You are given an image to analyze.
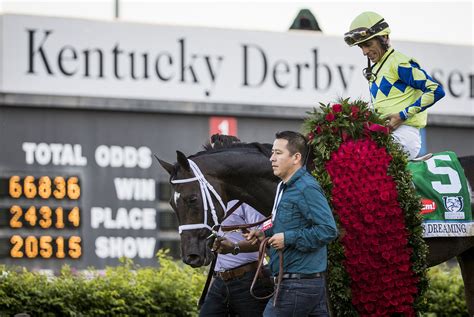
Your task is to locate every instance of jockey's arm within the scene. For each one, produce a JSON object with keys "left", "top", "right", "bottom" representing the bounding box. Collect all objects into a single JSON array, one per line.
[
  {"left": 383, "top": 60, "right": 445, "bottom": 133},
  {"left": 395, "top": 61, "right": 445, "bottom": 123}
]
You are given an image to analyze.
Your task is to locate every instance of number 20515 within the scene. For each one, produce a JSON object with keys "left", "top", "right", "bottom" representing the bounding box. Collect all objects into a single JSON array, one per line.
[{"left": 10, "top": 235, "right": 82, "bottom": 259}]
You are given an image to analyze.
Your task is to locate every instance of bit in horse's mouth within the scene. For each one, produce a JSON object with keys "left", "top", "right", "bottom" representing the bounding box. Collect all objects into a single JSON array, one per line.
[
  {"left": 204, "top": 241, "right": 215, "bottom": 266},
  {"left": 204, "top": 254, "right": 214, "bottom": 266}
]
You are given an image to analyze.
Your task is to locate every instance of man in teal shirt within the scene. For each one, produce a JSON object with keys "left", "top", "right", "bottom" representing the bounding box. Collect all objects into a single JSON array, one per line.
[{"left": 246, "top": 131, "right": 338, "bottom": 316}]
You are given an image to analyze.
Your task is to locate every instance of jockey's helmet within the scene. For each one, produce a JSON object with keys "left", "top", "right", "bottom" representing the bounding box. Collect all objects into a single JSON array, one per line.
[{"left": 344, "top": 11, "right": 391, "bottom": 46}]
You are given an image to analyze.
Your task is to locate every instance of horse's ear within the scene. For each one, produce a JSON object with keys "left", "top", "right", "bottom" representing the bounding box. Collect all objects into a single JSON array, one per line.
[
  {"left": 154, "top": 155, "right": 174, "bottom": 175},
  {"left": 176, "top": 151, "right": 191, "bottom": 172}
]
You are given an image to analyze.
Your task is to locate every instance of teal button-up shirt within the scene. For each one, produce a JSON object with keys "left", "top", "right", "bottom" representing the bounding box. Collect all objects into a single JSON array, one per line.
[{"left": 265, "top": 167, "right": 338, "bottom": 274}]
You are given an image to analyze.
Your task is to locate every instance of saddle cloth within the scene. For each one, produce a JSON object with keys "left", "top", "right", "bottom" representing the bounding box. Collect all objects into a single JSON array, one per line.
[{"left": 408, "top": 151, "right": 473, "bottom": 238}]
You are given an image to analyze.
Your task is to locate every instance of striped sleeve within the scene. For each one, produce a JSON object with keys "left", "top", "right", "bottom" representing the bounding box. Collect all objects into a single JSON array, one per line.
[{"left": 397, "top": 61, "right": 445, "bottom": 120}]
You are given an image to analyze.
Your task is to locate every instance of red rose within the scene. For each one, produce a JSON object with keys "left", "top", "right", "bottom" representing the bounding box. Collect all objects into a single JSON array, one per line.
[
  {"left": 361, "top": 272, "right": 370, "bottom": 281},
  {"left": 359, "top": 196, "right": 370, "bottom": 205},
  {"left": 364, "top": 303, "right": 375, "bottom": 312},
  {"left": 369, "top": 285, "right": 380, "bottom": 302},
  {"left": 380, "top": 191, "right": 391, "bottom": 201},
  {"left": 325, "top": 112, "right": 336, "bottom": 122},
  {"left": 382, "top": 275, "right": 393, "bottom": 283},
  {"left": 353, "top": 222, "right": 364, "bottom": 231},
  {"left": 360, "top": 293, "right": 369, "bottom": 303},
  {"left": 350, "top": 106, "right": 359, "bottom": 118},
  {"left": 367, "top": 123, "right": 390, "bottom": 134},
  {"left": 307, "top": 132, "right": 315, "bottom": 141},
  {"left": 383, "top": 290, "right": 394, "bottom": 299},
  {"left": 370, "top": 259, "right": 382, "bottom": 269},
  {"left": 351, "top": 273, "right": 362, "bottom": 282},
  {"left": 366, "top": 204, "right": 376, "bottom": 212},
  {"left": 376, "top": 306, "right": 388, "bottom": 315},
  {"left": 401, "top": 253, "right": 410, "bottom": 262},
  {"left": 341, "top": 131, "right": 349, "bottom": 141},
  {"left": 408, "top": 285, "right": 418, "bottom": 294},
  {"left": 315, "top": 126, "right": 323, "bottom": 134},
  {"left": 364, "top": 214, "right": 374, "bottom": 223},
  {"left": 390, "top": 298, "right": 401, "bottom": 306},
  {"left": 332, "top": 103, "right": 343, "bottom": 113},
  {"left": 399, "top": 264, "right": 410, "bottom": 272}
]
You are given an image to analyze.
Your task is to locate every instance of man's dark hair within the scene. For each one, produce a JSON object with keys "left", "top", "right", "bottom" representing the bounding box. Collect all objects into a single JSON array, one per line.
[
  {"left": 275, "top": 131, "right": 308, "bottom": 161},
  {"left": 210, "top": 134, "right": 241, "bottom": 149},
  {"left": 375, "top": 35, "right": 390, "bottom": 51}
]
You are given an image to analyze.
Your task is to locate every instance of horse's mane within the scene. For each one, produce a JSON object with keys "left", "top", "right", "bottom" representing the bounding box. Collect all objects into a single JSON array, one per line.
[
  {"left": 190, "top": 141, "right": 315, "bottom": 172},
  {"left": 190, "top": 142, "right": 273, "bottom": 158},
  {"left": 168, "top": 142, "right": 272, "bottom": 180}
]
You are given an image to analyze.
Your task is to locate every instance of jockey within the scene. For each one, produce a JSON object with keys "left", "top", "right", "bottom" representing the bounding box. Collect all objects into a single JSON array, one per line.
[{"left": 344, "top": 11, "right": 445, "bottom": 160}]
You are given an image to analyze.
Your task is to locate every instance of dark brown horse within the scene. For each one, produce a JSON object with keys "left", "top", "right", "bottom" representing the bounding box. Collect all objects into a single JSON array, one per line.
[{"left": 157, "top": 144, "right": 474, "bottom": 314}]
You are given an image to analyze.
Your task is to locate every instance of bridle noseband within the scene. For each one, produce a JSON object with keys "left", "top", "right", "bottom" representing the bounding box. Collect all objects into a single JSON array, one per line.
[{"left": 171, "top": 159, "right": 226, "bottom": 234}]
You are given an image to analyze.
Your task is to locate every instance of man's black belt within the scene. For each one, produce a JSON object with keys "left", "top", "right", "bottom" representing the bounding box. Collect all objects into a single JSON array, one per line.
[{"left": 279, "top": 272, "right": 322, "bottom": 279}]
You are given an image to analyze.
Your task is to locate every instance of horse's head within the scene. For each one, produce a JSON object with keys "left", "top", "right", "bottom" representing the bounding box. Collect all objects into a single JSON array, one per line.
[
  {"left": 157, "top": 150, "right": 227, "bottom": 267},
  {"left": 157, "top": 143, "right": 278, "bottom": 267}
]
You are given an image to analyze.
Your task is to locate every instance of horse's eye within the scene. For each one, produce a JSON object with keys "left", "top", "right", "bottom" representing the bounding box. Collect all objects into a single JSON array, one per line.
[{"left": 187, "top": 195, "right": 198, "bottom": 204}]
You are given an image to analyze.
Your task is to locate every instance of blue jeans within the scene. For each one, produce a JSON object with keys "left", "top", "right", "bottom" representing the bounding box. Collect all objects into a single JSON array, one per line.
[
  {"left": 263, "top": 277, "right": 329, "bottom": 317},
  {"left": 199, "top": 270, "right": 273, "bottom": 317}
]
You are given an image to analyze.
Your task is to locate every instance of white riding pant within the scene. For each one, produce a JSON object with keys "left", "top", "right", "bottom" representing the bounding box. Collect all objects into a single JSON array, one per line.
[{"left": 391, "top": 125, "right": 421, "bottom": 160}]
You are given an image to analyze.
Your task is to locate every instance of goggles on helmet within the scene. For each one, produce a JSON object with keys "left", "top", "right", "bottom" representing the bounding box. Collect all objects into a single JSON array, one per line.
[{"left": 344, "top": 19, "right": 389, "bottom": 46}]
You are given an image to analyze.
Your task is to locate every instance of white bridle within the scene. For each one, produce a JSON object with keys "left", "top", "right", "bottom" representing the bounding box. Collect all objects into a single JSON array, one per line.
[{"left": 171, "top": 159, "right": 226, "bottom": 234}]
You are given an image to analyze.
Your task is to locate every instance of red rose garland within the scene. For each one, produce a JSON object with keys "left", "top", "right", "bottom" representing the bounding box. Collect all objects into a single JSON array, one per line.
[
  {"left": 326, "top": 139, "right": 418, "bottom": 316},
  {"left": 303, "top": 99, "right": 428, "bottom": 316}
]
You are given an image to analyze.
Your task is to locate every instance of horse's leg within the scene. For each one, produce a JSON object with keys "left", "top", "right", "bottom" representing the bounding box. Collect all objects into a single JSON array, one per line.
[{"left": 457, "top": 247, "right": 474, "bottom": 315}]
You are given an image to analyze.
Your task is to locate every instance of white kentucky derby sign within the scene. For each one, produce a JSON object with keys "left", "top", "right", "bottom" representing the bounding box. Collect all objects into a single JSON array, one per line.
[{"left": 0, "top": 14, "right": 472, "bottom": 116}]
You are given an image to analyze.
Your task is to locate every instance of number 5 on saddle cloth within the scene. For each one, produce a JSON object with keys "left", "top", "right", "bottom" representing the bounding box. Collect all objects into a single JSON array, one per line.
[{"left": 408, "top": 151, "right": 472, "bottom": 238}]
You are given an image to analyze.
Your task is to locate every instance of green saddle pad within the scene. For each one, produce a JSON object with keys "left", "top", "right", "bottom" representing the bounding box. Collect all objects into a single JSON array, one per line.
[{"left": 408, "top": 151, "right": 472, "bottom": 237}]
